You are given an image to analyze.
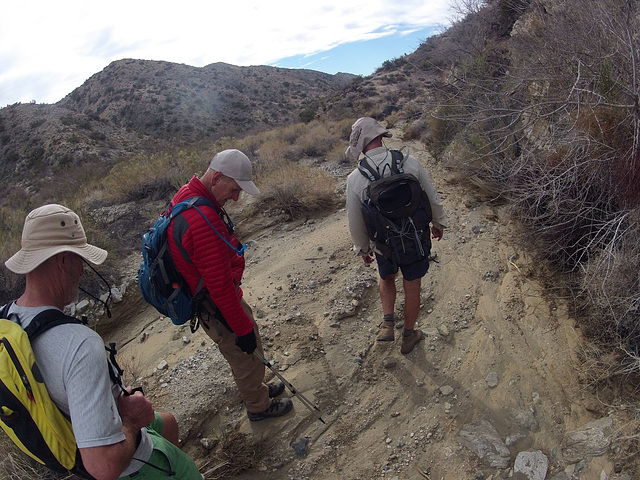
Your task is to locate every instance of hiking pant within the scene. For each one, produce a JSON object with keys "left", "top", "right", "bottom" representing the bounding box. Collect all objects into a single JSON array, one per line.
[{"left": 200, "top": 298, "right": 271, "bottom": 413}]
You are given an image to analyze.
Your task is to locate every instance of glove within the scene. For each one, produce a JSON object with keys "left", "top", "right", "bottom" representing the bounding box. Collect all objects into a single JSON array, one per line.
[{"left": 235, "top": 330, "right": 257, "bottom": 354}]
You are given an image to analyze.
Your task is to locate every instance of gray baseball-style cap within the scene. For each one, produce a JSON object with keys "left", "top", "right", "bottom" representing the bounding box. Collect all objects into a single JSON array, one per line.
[{"left": 209, "top": 149, "right": 260, "bottom": 195}]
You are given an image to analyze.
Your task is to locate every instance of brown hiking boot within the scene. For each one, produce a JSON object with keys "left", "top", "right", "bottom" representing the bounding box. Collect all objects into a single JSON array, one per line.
[
  {"left": 376, "top": 321, "right": 395, "bottom": 341},
  {"left": 400, "top": 329, "right": 424, "bottom": 354}
]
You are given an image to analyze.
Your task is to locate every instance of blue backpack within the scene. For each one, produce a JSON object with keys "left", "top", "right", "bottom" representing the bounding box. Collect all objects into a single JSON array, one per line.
[{"left": 137, "top": 197, "right": 246, "bottom": 328}]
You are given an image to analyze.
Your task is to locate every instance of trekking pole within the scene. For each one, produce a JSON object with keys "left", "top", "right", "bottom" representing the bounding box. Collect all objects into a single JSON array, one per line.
[{"left": 254, "top": 351, "right": 326, "bottom": 424}]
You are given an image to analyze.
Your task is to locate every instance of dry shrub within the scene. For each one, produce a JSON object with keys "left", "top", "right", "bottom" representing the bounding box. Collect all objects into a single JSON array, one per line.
[
  {"left": 579, "top": 209, "right": 640, "bottom": 365},
  {"left": 335, "top": 117, "right": 355, "bottom": 141},
  {"left": 296, "top": 121, "right": 336, "bottom": 158},
  {"left": 610, "top": 414, "right": 640, "bottom": 479},
  {"left": 98, "top": 153, "right": 172, "bottom": 202},
  {"left": 98, "top": 151, "right": 206, "bottom": 204},
  {"left": 425, "top": 105, "right": 465, "bottom": 157},
  {"left": 279, "top": 123, "right": 308, "bottom": 144},
  {"left": 0, "top": 436, "right": 75, "bottom": 480},
  {"left": 326, "top": 143, "right": 350, "bottom": 165},
  {"left": 255, "top": 138, "right": 291, "bottom": 172},
  {"left": 384, "top": 113, "right": 401, "bottom": 129},
  {"left": 509, "top": 144, "right": 619, "bottom": 270},
  {"left": 404, "top": 118, "right": 429, "bottom": 141},
  {"left": 200, "top": 430, "right": 262, "bottom": 479},
  {"left": 1, "top": 206, "right": 37, "bottom": 303},
  {"left": 441, "top": 131, "right": 512, "bottom": 201},
  {"left": 258, "top": 162, "right": 338, "bottom": 219},
  {"left": 509, "top": 139, "right": 640, "bottom": 376}
]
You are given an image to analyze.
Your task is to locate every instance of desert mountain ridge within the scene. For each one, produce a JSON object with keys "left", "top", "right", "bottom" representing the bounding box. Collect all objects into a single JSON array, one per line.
[{"left": 0, "top": 59, "right": 358, "bottom": 200}]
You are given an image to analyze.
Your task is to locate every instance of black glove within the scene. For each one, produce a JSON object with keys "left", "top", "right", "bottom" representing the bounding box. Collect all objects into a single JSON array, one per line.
[{"left": 235, "top": 330, "right": 257, "bottom": 354}]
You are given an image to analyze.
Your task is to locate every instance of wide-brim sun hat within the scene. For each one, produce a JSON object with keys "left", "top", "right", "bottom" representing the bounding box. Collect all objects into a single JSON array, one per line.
[
  {"left": 345, "top": 117, "right": 392, "bottom": 160},
  {"left": 5, "top": 204, "right": 107, "bottom": 275},
  {"left": 209, "top": 149, "right": 260, "bottom": 195}
]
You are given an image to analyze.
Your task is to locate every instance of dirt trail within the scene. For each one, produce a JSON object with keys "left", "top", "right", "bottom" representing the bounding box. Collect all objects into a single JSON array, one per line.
[{"left": 106, "top": 132, "right": 614, "bottom": 479}]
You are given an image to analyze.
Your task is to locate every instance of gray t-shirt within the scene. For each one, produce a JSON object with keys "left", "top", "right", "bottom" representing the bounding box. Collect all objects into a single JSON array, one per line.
[{"left": 7, "top": 303, "right": 152, "bottom": 477}]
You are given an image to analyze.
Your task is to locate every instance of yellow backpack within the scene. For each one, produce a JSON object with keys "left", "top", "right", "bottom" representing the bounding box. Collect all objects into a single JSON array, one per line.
[{"left": 0, "top": 307, "right": 94, "bottom": 479}]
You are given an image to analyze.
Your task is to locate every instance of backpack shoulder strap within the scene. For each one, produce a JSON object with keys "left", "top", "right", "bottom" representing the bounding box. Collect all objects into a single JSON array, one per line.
[
  {"left": 168, "top": 196, "right": 213, "bottom": 220},
  {"left": 171, "top": 196, "right": 246, "bottom": 257},
  {"left": 0, "top": 302, "right": 11, "bottom": 319},
  {"left": 359, "top": 150, "right": 405, "bottom": 181},
  {"left": 357, "top": 158, "right": 380, "bottom": 182},
  {"left": 390, "top": 149, "right": 404, "bottom": 174},
  {"left": 1, "top": 302, "right": 83, "bottom": 341},
  {"left": 24, "top": 309, "right": 84, "bottom": 341}
]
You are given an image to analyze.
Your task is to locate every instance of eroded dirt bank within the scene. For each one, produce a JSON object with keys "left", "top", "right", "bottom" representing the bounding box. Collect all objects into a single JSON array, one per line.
[{"left": 104, "top": 133, "right": 620, "bottom": 480}]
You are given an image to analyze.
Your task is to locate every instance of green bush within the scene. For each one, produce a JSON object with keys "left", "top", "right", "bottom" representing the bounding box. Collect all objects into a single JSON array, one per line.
[{"left": 299, "top": 108, "right": 316, "bottom": 123}]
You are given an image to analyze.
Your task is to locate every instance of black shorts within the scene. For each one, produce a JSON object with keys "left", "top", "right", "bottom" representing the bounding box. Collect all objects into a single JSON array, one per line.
[{"left": 375, "top": 253, "right": 429, "bottom": 281}]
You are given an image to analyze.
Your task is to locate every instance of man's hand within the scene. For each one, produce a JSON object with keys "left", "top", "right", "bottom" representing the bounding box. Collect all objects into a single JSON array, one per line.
[
  {"left": 117, "top": 389, "right": 155, "bottom": 430},
  {"left": 431, "top": 226, "right": 444, "bottom": 241},
  {"left": 235, "top": 330, "right": 257, "bottom": 354},
  {"left": 362, "top": 253, "right": 375, "bottom": 264}
]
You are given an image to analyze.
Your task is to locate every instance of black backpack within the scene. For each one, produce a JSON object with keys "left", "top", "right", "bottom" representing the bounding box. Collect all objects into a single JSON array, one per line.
[{"left": 358, "top": 150, "right": 433, "bottom": 268}]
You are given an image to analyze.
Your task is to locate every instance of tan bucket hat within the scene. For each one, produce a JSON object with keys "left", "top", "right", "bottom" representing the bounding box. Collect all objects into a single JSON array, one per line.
[
  {"left": 5, "top": 204, "right": 107, "bottom": 274},
  {"left": 345, "top": 117, "right": 392, "bottom": 160},
  {"left": 209, "top": 149, "right": 260, "bottom": 195}
]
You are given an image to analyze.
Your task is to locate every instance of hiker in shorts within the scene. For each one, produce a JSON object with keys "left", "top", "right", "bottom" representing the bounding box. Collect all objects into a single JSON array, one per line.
[
  {"left": 168, "top": 149, "right": 293, "bottom": 421},
  {"left": 345, "top": 117, "right": 449, "bottom": 354},
  {"left": 3, "top": 204, "right": 202, "bottom": 479}
]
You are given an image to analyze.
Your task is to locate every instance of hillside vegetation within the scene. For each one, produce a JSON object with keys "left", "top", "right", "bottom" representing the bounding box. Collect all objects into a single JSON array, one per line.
[{"left": 1, "top": 0, "right": 639, "bottom": 478}]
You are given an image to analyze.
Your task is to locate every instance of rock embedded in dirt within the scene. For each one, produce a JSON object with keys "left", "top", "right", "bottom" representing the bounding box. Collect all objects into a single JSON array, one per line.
[
  {"left": 561, "top": 416, "right": 614, "bottom": 463},
  {"left": 439, "top": 385, "right": 454, "bottom": 396},
  {"left": 513, "top": 450, "right": 549, "bottom": 480},
  {"left": 458, "top": 420, "right": 511, "bottom": 468},
  {"left": 486, "top": 371, "right": 499, "bottom": 388}
]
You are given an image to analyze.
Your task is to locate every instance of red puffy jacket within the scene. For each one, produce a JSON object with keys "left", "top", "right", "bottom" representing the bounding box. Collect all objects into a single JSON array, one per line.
[{"left": 167, "top": 176, "right": 253, "bottom": 336}]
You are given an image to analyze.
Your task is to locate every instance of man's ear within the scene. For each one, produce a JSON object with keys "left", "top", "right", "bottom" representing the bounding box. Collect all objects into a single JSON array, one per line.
[
  {"left": 52, "top": 251, "right": 68, "bottom": 273},
  {"left": 212, "top": 170, "right": 224, "bottom": 183},
  {"left": 57, "top": 251, "right": 76, "bottom": 271}
]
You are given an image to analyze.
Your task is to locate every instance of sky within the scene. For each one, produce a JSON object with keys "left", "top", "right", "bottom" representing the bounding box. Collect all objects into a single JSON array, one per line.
[{"left": 0, "top": 1, "right": 454, "bottom": 107}]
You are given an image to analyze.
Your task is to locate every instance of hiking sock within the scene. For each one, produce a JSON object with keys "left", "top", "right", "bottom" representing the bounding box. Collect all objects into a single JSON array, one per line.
[
  {"left": 383, "top": 313, "right": 395, "bottom": 323},
  {"left": 402, "top": 328, "right": 413, "bottom": 337}
]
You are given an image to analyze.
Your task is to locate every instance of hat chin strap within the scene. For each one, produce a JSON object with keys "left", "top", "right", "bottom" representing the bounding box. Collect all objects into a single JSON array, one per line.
[{"left": 79, "top": 259, "right": 112, "bottom": 318}]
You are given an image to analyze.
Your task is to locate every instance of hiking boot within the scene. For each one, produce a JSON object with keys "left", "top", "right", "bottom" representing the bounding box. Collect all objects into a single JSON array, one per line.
[
  {"left": 247, "top": 398, "right": 293, "bottom": 422},
  {"left": 267, "top": 381, "right": 285, "bottom": 398},
  {"left": 376, "top": 321, "right": 395, "bottom": 341},
  {"left": 400, "top": 329, "right": 424, "bottom": 354}
]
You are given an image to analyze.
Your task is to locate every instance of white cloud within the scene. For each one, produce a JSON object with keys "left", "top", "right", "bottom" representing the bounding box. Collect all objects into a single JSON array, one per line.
[{"left": 0, "top": 0, "right": 452, "bottom": 106}]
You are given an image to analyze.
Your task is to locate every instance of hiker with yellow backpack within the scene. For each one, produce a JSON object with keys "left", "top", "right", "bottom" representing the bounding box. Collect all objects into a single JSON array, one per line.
[{"left": 0, "top": 204, "right": 202, "bottom": 479}]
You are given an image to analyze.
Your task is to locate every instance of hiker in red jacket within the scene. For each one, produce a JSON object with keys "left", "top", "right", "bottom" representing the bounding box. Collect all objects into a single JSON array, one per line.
[{"left": 168, "top": 149, "right": 293, "bottom": 421}]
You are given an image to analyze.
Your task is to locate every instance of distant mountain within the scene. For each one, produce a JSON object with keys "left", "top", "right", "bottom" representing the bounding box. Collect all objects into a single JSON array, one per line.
[
  {"left": 0, "top": 59, "right": 356, "bottom": 202},
  {"left": 58, "top": 60, "right": 356, "bottom": 139}
]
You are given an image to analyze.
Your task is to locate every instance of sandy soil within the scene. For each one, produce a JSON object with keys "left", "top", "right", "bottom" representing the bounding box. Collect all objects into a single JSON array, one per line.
[{"left": 101, "top": 132, "right": 617, "bottom": 480}]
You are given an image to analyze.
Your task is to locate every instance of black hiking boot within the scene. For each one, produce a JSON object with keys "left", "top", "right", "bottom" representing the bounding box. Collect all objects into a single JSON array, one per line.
[
  {"left": 247, "top": 398, "right": 293, "bottom": 422},
  {"left": 267, "top": 381, "right": 285, "bottom": 398}
]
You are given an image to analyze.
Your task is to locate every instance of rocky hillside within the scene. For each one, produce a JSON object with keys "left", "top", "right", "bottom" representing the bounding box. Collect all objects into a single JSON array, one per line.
[
  {"left": 0, "top": 60, "right": 356, "bottom": 202},
  {"left": 101, "top": 130, "right": 632, "bottom": 480}
]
